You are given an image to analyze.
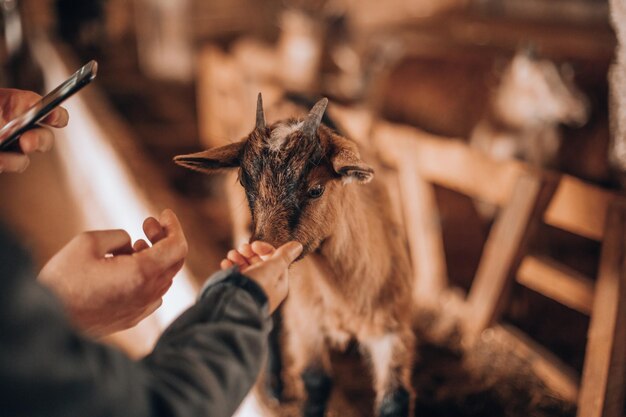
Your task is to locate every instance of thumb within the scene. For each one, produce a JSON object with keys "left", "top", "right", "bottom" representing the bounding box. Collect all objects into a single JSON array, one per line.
[
  {"left": 244, "top": 241, "right": 303, "bottom": 284},
  {"left": 272, "top": 241, "right": 303, "bottom": 267}
]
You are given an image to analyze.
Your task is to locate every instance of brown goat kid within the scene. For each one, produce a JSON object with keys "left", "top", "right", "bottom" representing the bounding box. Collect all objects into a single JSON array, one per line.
[{"left": 175, "top": 95, "right": 415, "bottom": 417}]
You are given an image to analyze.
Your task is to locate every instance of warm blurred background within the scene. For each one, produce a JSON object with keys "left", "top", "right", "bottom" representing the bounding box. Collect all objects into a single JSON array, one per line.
[{"left": 0, "top": 0, "right": 623, "bottom": 416}]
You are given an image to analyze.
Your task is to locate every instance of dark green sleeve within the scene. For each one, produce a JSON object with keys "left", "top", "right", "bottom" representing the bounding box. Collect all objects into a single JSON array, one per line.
[
  {"left": 0, "top": 226, "right": 271, "bottom": 417},
  {"left": 142, "top": 269, "right": 272, "bottom": 417}
]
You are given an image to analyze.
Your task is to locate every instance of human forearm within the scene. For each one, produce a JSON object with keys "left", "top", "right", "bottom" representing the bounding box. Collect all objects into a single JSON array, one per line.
[
  {"left": 143, "top": 269, "right": 271, "bottom": 417},
  {"left": 2, "top": 241, "right": 269, "bottom": 417}
]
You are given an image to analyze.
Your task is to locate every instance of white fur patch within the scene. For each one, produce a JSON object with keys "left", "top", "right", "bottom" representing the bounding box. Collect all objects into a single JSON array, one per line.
[
  {"left": 269, "top": 121, "right": 303, "bottom": 151},
  {"left": 364, "top": 334, "right": 396, "bottom": 389},
  {"left": 342, "top": 176, "right": 355, "bottom": 185}
]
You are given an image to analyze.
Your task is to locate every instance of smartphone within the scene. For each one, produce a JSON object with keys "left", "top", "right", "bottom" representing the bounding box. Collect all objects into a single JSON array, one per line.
[{"left": 0, "top": 60, "right": 98, "bottom": 152}]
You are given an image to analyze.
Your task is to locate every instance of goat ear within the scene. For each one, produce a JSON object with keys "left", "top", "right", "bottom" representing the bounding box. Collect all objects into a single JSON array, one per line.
[
  {"left": 173, "top": 141, "right": 243, "bottom": 174},
  {"left": 330, "top": 135, "right": 374, "bottom": 184}
]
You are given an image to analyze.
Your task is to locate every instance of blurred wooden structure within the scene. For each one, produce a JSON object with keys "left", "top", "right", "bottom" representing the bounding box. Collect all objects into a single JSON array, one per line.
[
  {"left": 373, "top": 123, "right": 542, "bottom": 309},
  {"left": 373, "top": 120, "right": 626, "bottom": 417}
]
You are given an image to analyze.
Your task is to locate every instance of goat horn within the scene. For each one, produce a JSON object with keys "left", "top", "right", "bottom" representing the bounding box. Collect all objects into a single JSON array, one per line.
[
  {"left": 256, "top": 92, "right": 266, "bottom": 131},
  {"left": 302, "top": 97, "right": 328, "bottom": 140}
]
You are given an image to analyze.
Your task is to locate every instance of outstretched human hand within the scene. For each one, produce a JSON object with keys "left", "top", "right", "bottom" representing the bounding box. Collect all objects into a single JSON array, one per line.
[
  {"left": 0, "top": 88, "right": 69, "bottom": 172},
  {"left": 221, "top": 241, "right": 302, "bottom": 313},
  {"left": 38, "top": 209, "right": 188, "bottom": 337}
]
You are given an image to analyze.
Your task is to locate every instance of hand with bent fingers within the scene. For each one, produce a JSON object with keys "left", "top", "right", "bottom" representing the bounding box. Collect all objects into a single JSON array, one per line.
[
  {"left": 0, "top": 88, "right": 69, "bottom": 173},
  {"left": 221, "top": 241, "right": 303, "bottom": 313},
  {"left": 38, "top": 209, "right": 188, "bottom": 338}
]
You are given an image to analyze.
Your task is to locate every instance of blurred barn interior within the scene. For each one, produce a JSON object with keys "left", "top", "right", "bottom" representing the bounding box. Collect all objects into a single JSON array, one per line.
[{"left": 0, "top": 0, "right": 623, "bottom": 416}]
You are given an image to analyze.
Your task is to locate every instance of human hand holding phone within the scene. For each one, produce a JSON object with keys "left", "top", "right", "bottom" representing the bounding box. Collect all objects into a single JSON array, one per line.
[
  {"left": 0, "top": 88, "right": 69, "bottom": 172},
  {"left": 0, "top": 60, "right": 97, "bottom": 173}
]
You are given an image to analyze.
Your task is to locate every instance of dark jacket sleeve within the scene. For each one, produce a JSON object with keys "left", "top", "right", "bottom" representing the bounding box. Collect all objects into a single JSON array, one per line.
[{"left": 0, "top": 227, "right": 271, "bottom": 417}]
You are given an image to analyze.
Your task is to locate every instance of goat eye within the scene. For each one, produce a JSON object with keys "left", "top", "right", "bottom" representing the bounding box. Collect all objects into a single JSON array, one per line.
[{"left": 308, "top": 184, "right": 325, "bottom": 199}]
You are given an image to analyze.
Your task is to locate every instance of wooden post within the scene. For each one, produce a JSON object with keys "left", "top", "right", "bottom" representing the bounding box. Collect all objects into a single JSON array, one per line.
[
  {"left": 577, "top": 201, "right": 626, "bottom": 417},
  {"left": 464, "top": 173, "right": 550, "bottom": 341},
  {"left": 608, "top": 0, "right": 626, "bottom": 185},
  {"left": 397, "top": 155, "right": 448, "bottom": 304}
]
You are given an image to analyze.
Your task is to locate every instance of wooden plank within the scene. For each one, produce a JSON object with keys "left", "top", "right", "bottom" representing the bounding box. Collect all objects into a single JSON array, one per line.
[
  {"left": 347, "top": 0, "right": 465, "bottom": 31},
  {"left": 369, "top": 119, "right": 448, "bottom": 303},
  {"left": 464, "top": 174, "right": 546, "bottom": 341},
  {"left": 577, "top": 200, "right": 626, "bottom": 417},
  {"left": 373, "top": 121, "right": 526, "bottom": 207},
  {"left": 397, "top": 155, "right": 448, "bottom": 304},
  {"left": 471, "top": 0, "right": 609, "bottom": 25},
  {"left": 354, "top": 13, "right": 614, "bottom": 65},
  {"left": 544, "top": 175, "right": 616, "bottom": 242},
  {"left": 487, "top": 325, "right": 580, "bottom": 402},
  {"left": 517, "top": 255, "right": 595, "bottom": 315}
]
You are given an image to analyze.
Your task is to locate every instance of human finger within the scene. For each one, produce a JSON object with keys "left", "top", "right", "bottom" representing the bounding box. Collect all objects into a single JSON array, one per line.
[
  {"left": 0, "top": 152, "right": 29, "bottom": 173},
  {"left": 40, "top": 106, "right": 69, "bottom": 128},
  {"left": 246, "top": 241, "right": 302, "bottom": 281},
  {"left": 133, "top": 239, "right": 150, "bottom": 252},
  {"left": 238, "top": 243, "right": 254, "bottom": 258},
  {"left": 135, "top": 209, "right": 188, "bottom": 277},
  {"left": 142, "top": 216, "right": 165, "bottom": 244},
  {"left": 227, "top": 249, "right": 250, "bottom": 268},
  {"left": 19, "top": 127, "right": 54, "bottom": 154},
  {"left": 85, "top": 229, "right": 133, "bottom": 257},
  {"left": 142, "top": 210, "right": 187, "bottom": 261},
  {"left": 244, "top": 243, "right": 301, "bottom": 313},
  {"left": 267, "top": 241, "right": 302, "bottom": 270},
  {"left": 221, "top": 259, "right": 230, "bottom": 269},
  {"left": 0, "top": 89, "right": 41, "bottom": 122},
  {"left": 237, "top": 243, "right": 265, "bottom": 268},
  {"left": 244, "top": 254, "right": 263, "bottom": 267},
  {"left": 250, "top": 241, "right": 276, "bottom": 257}
]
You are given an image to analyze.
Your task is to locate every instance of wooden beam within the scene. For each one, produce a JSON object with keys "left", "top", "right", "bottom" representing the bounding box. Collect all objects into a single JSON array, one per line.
[
  {"left": 577, "top": 200, "right": 626, "bottom": 417},
  {"left": 373, "top": 121, "right": 526, "bottom": 207},
  {"left": 471, "top": 0, "right": 609, "bottom": 25},
  {"left": 355, "top": 12, "right": 614, "bottom": 65},
  {"left": 517, "top": 255, "right": 595, "bottom": 315},
  {"left": 464, "top": 174, "right": 547, "bottom": 340},
  {"left": 543, "top": 175, "right": 616, "bottom": 242}
]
